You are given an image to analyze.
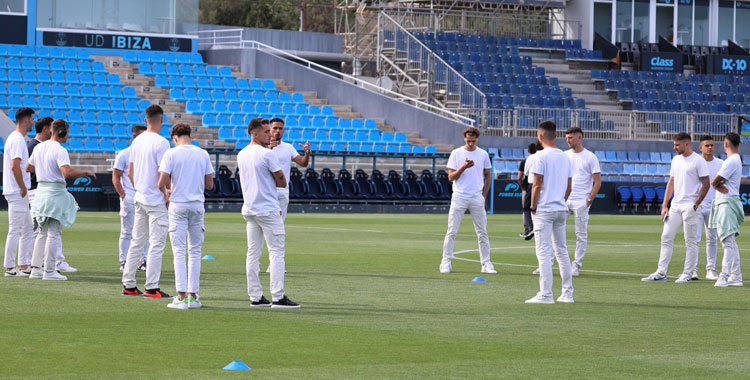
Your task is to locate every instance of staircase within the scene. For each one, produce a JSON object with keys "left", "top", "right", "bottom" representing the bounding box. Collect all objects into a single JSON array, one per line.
[{"left": 532, "top": 58, "right": 623, "bottom": 112}]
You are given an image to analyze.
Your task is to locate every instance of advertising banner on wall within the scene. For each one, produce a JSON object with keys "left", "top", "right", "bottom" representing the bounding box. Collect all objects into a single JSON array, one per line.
[
  {"left": 491, "top": 180, "right": 617, "bottom": 214},
  {"left": 41, "top": 29, "right": 192, "bottom": 52},
  {"left": 640, "top": 51, "right": 684, "bottom": 73},
  {"left": 707, "top": 55, "right": 750, "bottom": 76}
]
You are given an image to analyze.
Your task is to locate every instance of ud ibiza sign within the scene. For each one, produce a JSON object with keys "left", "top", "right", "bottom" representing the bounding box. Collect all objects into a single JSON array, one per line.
[
  {"left": 708, "top": 55, "right": 750, "bottom": 76},
  {"left": 640, "top": 51, "right": 683, "bottom": 73},
  {"left": 40, "top": 28, "right": 193, "bottom": 52}
]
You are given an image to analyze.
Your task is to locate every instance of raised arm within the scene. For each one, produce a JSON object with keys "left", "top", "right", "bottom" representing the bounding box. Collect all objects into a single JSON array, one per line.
[
  {"left": 293, "top": 141, "right": 311, "bottom": 167},
  {"left": 448, "top": 159, "right": 474, "bottom": 182}
]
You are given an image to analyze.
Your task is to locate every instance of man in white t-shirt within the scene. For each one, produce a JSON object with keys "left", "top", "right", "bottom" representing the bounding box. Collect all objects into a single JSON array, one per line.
[
  {"left": 710, "top": 133, "right": 744, "bottom": 288},
  {"left": 112, "top": 125, "right": 149, "bottom": 272},
  {"left": 121, "top": 105, "right": 172, "bottom": 298},
  {"left": 440, "top": 127, "right": 496, "bottom": 275},
  {"left": 3, "top": 108, "right": 35, "bottom": 277},
  {"left": 238, "top": 118, "right": 299, "bottom": 309},
  {"left": 642, "top": 133, "right": 710, "bottom": 283},
  {"left": 695, "top": 135, "right": 723, "bottom": 281},
  {"left": 525, "top": 121, "right": 574, "bottom": 304},
  {"left": 27, "top": 119, "right": 95, "bottom": 280},
  {"left": 564, "top": 127, "right": 601, "bottom": 276},
  {"left": 158, "top": 123, "right": 215, "bottom": 310}
]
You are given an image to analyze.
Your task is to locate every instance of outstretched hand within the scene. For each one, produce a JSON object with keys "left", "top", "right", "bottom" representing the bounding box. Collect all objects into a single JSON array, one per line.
[{"left": 299, "top": 141, "right": 311, "bottom": 155}]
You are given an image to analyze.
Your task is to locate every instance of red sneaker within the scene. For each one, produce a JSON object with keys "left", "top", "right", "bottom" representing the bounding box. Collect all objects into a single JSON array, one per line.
[
  {"left": 122, "top": 287, "right": 143, "bottom": 296},
  {"left": 143, "top": 289, "right": 170, "bottom": 299}
]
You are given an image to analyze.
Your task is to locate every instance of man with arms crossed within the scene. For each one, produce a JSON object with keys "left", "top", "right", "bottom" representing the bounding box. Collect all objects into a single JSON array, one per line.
[
  {"left": 112, "top": 125, "right": 149, "bottom": 272},
  {"left": 158, "top": 123, "right": 215, "bottom": 309},
  {"left": 238, "top": 118, "right": 299, "bottom": 308},
  {"left": 439, "top": 127, "right": 496, "bottom": 275},
  {"left": 564, "top": 127, "right": 601, "bottom": 276},
  {"left": 642, "top": 133, "right": 709, "bottom": 283},
  {"left": 710, "top": 133, "right": 744, "bottom": 288},
  {"left": 695, "top": 135, "right": 722, "bottom": 281},
  {"left": 121, "top": 105, "right": 171, "bottom": 298},
  {"left": 526, "top": 121, "right": 573, "bottom": 304},
  {"left": 265, "top": 118, "right": 311, "bottom": 273},
  {"left": 517, "top": 143, "right": 537, "bottom": 240},
  {"left": 3, "top": 108, "right": 35, "bottom": 277}
]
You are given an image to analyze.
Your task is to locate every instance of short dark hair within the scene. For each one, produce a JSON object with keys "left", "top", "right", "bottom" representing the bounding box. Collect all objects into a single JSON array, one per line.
[
  {"left": 699, "top": 135, "right": 713, "bottom": 142},
  {"left": 15, "top": 107, "right": 34, "bottom": 122},
  {"left": 535, "top": 142, "right": 543, "bottom": 151},
  {"left": 35, "top": 117, "right": 53, "bottom": 134},
  {"left": 527, "top": 143, "right": 537, "bottom": 155},
  {"left": 673, "top": 132, "right": 691, "bottom": 142},
  {"left": 171, "top": 123, "right": 191, "bottom": 137},
  {"left": 463, "top": 127, "right": 481, "bottom": 138},
  {"left": 270, "top": 118, "right": 285, "bottom": 125},
  {"left": 248, "top": 118, "right": 268, "bottom": 134},
  {"left": 144, "top": 105, "right": 164, "bottom": 122},
  {"left": 51, "top": 119, "right": 69, "bottom": 138},
  {"left": 132, "top": 124, "right": 147, "bottom": 134},
  {"left": 565, "top": 126, "right": 583, "bottom": 137},
  {"left": 724, "top": 132, "right": 741, "bottom": 148},
  {"left": 537, "top": 120, "right": 556, "bottom": 140}
]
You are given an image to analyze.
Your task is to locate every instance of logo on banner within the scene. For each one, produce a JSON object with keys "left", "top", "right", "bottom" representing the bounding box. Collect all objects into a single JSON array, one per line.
[
  {"left": 650, "top": 57, "right": 674, "bottom": 68},
  {"left": 722, "top": 58, "right": 748, "bottom": 72},
  {"left": 73, "top": 176, "right": 92, "bottom": 186},
  {"left": 497, "top": 182, "right": 522, "bottom": 198},
  {"left": 168, "top": 38, "right": 180, "bottom": 52},
  {"left": 504, "top": 183, "right": 520, "bottom": 192},
  {"left": 68, "top": 176, "right": 100, "bottom": 193},
  {"left": 55, "top": 33, "right": 68, "bottom": 46}
]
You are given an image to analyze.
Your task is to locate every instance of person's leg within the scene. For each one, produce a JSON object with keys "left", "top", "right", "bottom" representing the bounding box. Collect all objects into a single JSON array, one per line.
[
  {"left": 681, "top": 204, "right": 702, "bottom": 276},
  {"left": 122, "top": 202, "right": 149, "bottom": 289},
  {"left": 656, "top": 205, "right": 684, "bottom": 276},
  {"left": 719, "top": 235, "right": 739, "bottom": 278},
  {"left": 258, "top": 213, "right": 286, "bottom": 301},
  {"left": 533, "top": 211, "right": 555, "bottom": 298},
  {"left": 245, "top": 216, "right": 264, "bottom": 301},
  {"left": 118, "top": 201, "right": 134, "bottom": 264},
  {"left": 4, "top": 195, "right": 25, "bottom": 269},
  {"left": 30, "top": 222, "right": 49, "bottom": 270},
  {"left": 552, "top": 211, "right": 574, "bottom": 297},
  {"left": 144, "top": 204, "right": 168, "bottom": 291},
  {"left": 279, "top": 192, "right": 290, "bottom": 222},
  {"left": 467, "top": 197, "right": 492, "bottom": 267},
  {"left": 571, "top": 200, "right": 590, "bottom": 270},
  {"left": 43, "top": 219, "right": 62, "bottom": 275},
  {"left": 186, "top": 207, "right": 205, "bottom": 297},
  {"left": 168, "top": 204, "right": 188, "bottom": 298},
  {"left": 702, "top": 209, "right": 718, "bottom": 272},
  {"left": 442, "top": 198, "right": 467, "bottom": 264},
  {"left": 18, "top": 197, "right": 34, "bottom": 269}
]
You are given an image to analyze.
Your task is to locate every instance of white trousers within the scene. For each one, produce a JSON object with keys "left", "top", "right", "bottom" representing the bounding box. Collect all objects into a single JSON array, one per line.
[
  {"left": 118, "top": 198, "right": 149, "bottom": 263},
  {"left": 697, "top": 207, "right": 718, "bottom": 271},
  {"left": 657, "top": 203, "right": 701, "bottom": 276},
  {"left": 532, "top": 210, "right": 574, "bottom": 298},
  {"left": 28, "top": 189, "right": 66, "bottom": 267},
  {"left": 122, "top": 202, "right": 168, "bottom": 290},
  {"left": 3, "top": 193, "right": 34, "bottom": 268},
  {"left": 30, "top": 218, "right": 62, "bottom": 274},
  {"left": 169, "top": 202, "right": 205, "bottom": 294},
  {"left": 566, "top": 198, "right": 590, "bottom": 269},
  {"left": 442, "top": 196, "right": 491, "bottom": 265},
  {"left": 719, "top": 235, "right": 742, "bottom": 280},
  {"left": 278, "top": 191, "right": 290, "bottom": 221},
  {"left": 245, "top": 213, "right": 286, "bottom": 302}
]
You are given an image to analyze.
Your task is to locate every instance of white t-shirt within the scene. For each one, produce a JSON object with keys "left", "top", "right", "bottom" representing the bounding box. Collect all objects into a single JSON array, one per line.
[
  {"left": 446, "top": 146, "right": 492, "bottom": 200},
  {"left": 271, "top": 141, "right": 299, "bottom": 195},
  {"left": 670, "top": 152, "right": 709, "bottom": 205},
  {"left": 158, "top": 144, "right": 214, "bottom": 204},
  {"left": 113, "top": 147, "right": 135, "bottom": 200},
  {"left": 237, "top": 144, "right": 283, "bottom": 216},
  {"left": 524, "top": 153, "right": 538, "bottom": 184},
  {"left": 129, "top": 131, "right": 170, "bottom": 206},
  {"left": 715, "top": 153, "right": 742, "bottom": 200},
  {"left": 28, "top": 140, "right": 70, "bottom": 184},
  {"left": 701, "top": 156, "right": 723, "bottom": 208},
  {"left": 531, "top": 147, "right": 572, "bottom": 212},
  {"left": 565, "top": 148, "right": 601, "bottom": 201},
  {"left": 2, "top": 130, "right": 31, "bottom": 195}
]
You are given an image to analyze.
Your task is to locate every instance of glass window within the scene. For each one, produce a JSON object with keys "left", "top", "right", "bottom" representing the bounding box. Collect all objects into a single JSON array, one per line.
[
  {"left": 633, "top": 0, "right": 650, "bottom": 43},
  {"left": 616, "top": 0, "right": 633, "bottom": 43},
  {"left": 594, "top": 2, "right": 613, "bottom": 40},
  {"left": 0, "top": 0, "right": 25, "bottom": 14},
  {"left": 693, "top": 0, "right": 709, "bottom": 46},
  {"left": 718, "top": 0, "right": 735, "bottom": 46},
  {"left": 676, "top": 1, "right": 692, "bottom": 45},
  {"left": 736, "top": 2, "right": 750, "bottom": 48},
  {"left": 37, "top": 0, "right": 197, "bottom": 35}
]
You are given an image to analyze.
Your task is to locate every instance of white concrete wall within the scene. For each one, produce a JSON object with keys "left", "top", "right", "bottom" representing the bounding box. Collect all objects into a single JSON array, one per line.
[{"left": 566, "top": 0, "right": 593, "bottom": 49}]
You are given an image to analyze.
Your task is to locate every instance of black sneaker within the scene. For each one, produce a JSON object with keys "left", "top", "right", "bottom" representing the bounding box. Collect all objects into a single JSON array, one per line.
[
  {"left": 271, "top": 295, "right": 300, "bottom": 309},
  {"left": 122, "top": 287, "right": 143, "bottom": 296},
  {"left": 143, "top": 288, "right": 170, "bottom": 299},
  {"left": 137, "top": 262, "right": 147, "bottom": 272},
  {"left": 524, "top": 232, "right": 534, "bottom": 241},
  {"left": 250, "top": 296, "right": 271, "bottom": 307}
]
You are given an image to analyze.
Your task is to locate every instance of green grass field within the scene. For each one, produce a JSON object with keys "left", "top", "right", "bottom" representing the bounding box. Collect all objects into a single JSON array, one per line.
[{"left": 1, "top": 211, "right": 749, "bottom": 379}]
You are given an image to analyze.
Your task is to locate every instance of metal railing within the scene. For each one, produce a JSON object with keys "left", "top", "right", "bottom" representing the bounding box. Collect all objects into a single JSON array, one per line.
[
  {"left": 195, "top": 30, "right": 475, "bottom": 126},
  {"left": 378, "top": 12, "right": 487, "bottom": 111},
  {"left": 384, "top": 7, "right": 582, "bottom": 41}
]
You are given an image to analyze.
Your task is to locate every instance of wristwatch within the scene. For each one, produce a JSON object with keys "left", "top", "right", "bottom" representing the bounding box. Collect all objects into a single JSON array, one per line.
[{"left": 693, "top": 204, "right": 698, "bottom": 211}]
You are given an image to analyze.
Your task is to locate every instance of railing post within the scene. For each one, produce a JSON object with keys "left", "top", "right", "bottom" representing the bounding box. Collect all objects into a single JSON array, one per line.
[
  {"left": 688, "top": 114, "right": 695, "bottom": 140},
  {"left": 512, "top": 109, "right": 518, "bottom": 137}
]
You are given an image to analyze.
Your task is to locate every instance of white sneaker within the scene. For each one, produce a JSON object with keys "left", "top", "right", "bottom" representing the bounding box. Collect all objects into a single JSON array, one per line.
[
  {"left": 571, "top": 266, "right": 580, "bottom": 277},
  {"left": 167, "top": 297, "right": 189, "bottom": 310},
  {"left": 525, "top": 294, "right": 554, "bottom": 304},
  {"left": 674, "top": 273, "right": 692, "bottom": 283},
  {"left": 439, "top": 261, "right": 451, "bottom": 274},
  {"left": 714, "top": 276, "right": 729, "bottom": 288},
  {"left": 188, "top": 296, "right": 202, "bottom": 309},
  {"left": 690, "top": 270, "right": 699, "bottom": 280},
  {"left": 556, "top": 293, "right": 574, "bottom": 303},
  {"left": 57, "top": 262, "right": 77, "bottom": 273},
  {"left": 29, "top": 268, "right": 44, "bottom": 279},
  {"left": 481, "top": 264, "right": 497, "bottom": 274},
  {"left": 705, "top": 269, "right": 719, "bottom": 281},
  {"left": 641, "top": 272, "right": 667, "bottom": 282},
  {"left": 42, "top": 271, "right": 67, "bottom": 281},
  {"left": 727, "top": 275, "right": 744, "bottom": 287},
  {"left": 17, "top": 268, "right": 31, "bottom": 277},
  {"left": 532, "top": 268, "right": 540, "bottom": 275}
]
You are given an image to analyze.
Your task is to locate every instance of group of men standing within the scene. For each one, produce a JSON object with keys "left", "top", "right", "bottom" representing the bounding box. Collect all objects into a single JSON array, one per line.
[{"left": 439, "top": 122, "right": 744, "bottom": 304}]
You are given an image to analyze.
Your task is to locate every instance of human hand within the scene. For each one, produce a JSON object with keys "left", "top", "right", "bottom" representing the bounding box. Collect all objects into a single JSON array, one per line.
[{"left": 300, "top": 141, "right": 311, "bottom": 155}]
